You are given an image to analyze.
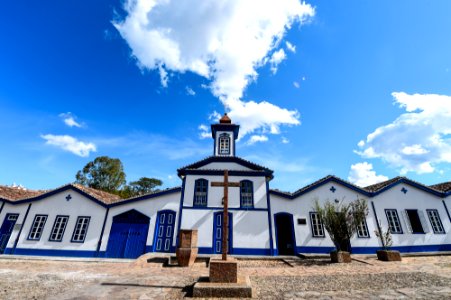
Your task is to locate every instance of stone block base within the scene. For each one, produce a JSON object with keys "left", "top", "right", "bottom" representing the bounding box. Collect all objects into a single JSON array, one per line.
[
  {"left": 330, "top": 251, "right": 352, "bottom": 263},
  {"left": 209, "top": 258, "right": 238, "bottom": 283},
  {"left": 193, "top": 276, "right": 253, "bottom": 298},
  {"left": 176, "top": 248, "right": 198, "bottom": 267},
  {"left": 377, "top": 250, "right": 402, "bottom": 261}
]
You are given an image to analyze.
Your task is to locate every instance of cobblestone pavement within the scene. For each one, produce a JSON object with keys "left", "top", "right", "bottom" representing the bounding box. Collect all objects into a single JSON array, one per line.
[{"left": 0, "top": 254, "right": 450, "bottom": 299}]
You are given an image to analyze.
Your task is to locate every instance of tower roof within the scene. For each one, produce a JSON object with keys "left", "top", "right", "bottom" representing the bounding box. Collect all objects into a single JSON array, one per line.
[{"left": 219, "top": 113, "right": 232, "bottom": 124}]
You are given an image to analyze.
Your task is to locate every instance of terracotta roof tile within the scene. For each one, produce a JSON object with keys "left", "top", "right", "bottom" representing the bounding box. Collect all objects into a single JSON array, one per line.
[
  {"left": 0, "top": 185, "right": 47, "bottom": 201},
  {"left": 72, "top": 184, "right": 121, "bottom": 204},
  {"left": 429, "top": 181, "right": 451, "bottom": 193},
  {"left": 363, "top": 177, "right": 403, "bottom": 192}
]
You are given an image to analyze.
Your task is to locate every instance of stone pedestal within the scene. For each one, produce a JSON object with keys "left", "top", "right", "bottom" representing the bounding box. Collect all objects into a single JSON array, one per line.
[
  {"left": 377, "top": 250, "right": 402, "bottom": 261},
  {"left": 330, "top": 250, "right": 352, "bottom": 263},
  {"left": 209, "top": 258, "right": 238, "bottom": 283},
  {"left": 176, "top": 229, "right": 198, "bottom": 267}
]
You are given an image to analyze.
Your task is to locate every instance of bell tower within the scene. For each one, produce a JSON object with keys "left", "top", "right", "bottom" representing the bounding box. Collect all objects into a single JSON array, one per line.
[{"left": 211, "top": 113, "right": 240, "bottom": 157}]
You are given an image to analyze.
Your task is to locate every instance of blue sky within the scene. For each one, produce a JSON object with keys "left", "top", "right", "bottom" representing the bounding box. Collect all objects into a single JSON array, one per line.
[{"left": 1, "top": 0, "right": 450, "bottom": 191}]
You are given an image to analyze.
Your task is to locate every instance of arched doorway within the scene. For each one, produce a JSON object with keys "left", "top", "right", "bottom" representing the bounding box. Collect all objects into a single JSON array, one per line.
[
  {"left": 274, "top": 213, "right": 296, "bottom": 255},
  {"left": 105, "top": 209, "right": 150, "bottom": 258},
  {"left": 213, "top": 211, "right": 233, "bottom": 254},
  {"left": 153, "top": 210, "right": 176, "bottom": 253}
]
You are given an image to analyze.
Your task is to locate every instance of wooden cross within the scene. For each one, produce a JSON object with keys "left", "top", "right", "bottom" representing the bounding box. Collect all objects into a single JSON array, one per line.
[{"left": 211, "top": 170, "right": 240, "bottom": 260}]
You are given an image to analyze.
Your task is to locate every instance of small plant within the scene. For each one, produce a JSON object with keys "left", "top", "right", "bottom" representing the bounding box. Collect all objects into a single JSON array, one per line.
[
  {"left": 374, "top": 222, "right": 393, "bottom": 250},
  {"left": 313, "top": 197, "right": 368, "bottom": 253}
]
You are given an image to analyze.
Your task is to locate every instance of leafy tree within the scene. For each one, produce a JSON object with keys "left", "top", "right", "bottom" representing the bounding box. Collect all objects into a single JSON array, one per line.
[
  {"left": 313, "top": 198, "right": 368, "bottom": 252},
  {"left": 374, "top": 222, "right": 393, "bottom": 250},
  {"left": 119, "top": 177, "right": 163, "bottom": 198},
  {"left": 129, "top": 177, "right": 163, "bottom": 195},
  {"left": 75, "top": 156, "right": 126, "bottom": 193}
]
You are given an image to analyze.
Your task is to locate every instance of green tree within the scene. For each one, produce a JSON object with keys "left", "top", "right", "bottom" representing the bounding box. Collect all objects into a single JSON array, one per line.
[
  {"left": 119, "top": 177, "right": 163, "bottom": 198},
  {"left": 313, "top": 198, "right": 368, "bottom": 252},
  {"left": 129, "top": 177, "right": 163, "bottom": 195},
  {"left": 75, "top": 156, "right": 126, "bottom": 193}
]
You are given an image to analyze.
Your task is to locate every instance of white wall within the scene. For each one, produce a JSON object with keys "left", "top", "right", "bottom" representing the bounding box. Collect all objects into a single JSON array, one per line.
[
  {"left": 371, "top": 184, "right": 451, "bottom": 247},
  {"left": 15, "top": 189, "right": 106, "bottom": 251},
  {"left": 199, "top": 162, "right": 251, "bottom": 171},
  {"left": 100, "top": 192, "right": 181, "bottom": 251},
  {"left": 183, "top": 175, "right": 267, "bottom": 209},
  {"left": 180, "top": 209, "right": 270, "bottom": 249},
  {"left": 270, "top": 181, "right": 379, "bottom": 251}
]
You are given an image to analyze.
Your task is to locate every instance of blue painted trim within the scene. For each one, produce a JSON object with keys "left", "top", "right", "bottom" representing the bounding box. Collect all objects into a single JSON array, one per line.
[
  {"left": 239, "top": 180, "right": 254, "bottom": 208},
  {"left": 211, "top": 124, "right": 240, "bottom": 140},
  {"left": 177, "top": 156, "right": 273, "bottom": 176},
  {"left": 193, "top": 178, "right": 208, "bottom": 207},
  {"left": 27, "top": 214, "right": 48, "bottom": 241},
  {"left": 426, "top": 209, "right": 446, "bottom": 234},
  {"left": 274, "top": 212, "right": 296, "bottom": 255},
  {"left": 181, "top": 169, "right": 273, "bottom": 178},
  {"left": 385, "top": 209, "right": 403, "bottom": 234},
  {"left": 296, "top": 246, "right": 335, "bottom": 254},
  {"left": 48, "top": 215, "right": 70, "bottom": 242},
  {"left": 0, "top": 201, "right": 5, "bottom": 216},
  {"left": 152, "top": 210, "right": 177, "bottom": 253},
  {"left": 182, "top": 206, "right": 267, "bottom": 211},
  {"left": 265, "top": 180, "right": 274, "bottom": 255},
  {"left": 7, "top": 248, "right": 97, "bottom": 257},
  {"left": 12, "top": 203, "right": 32, "bottom": 254},
  {"left": 371, "top": 178, "right": 443, "bottom": 197},
  {"left": 108, "top": 187, "right": 182, "bottom": 207},
  {"left": 212, "top": 211, "right": 233, "bottom": 254},
  {"left": 232, "top": 248, "right": 271, "bottom": 255},
  {"left": 443, "top": 200, "right": 451, "bottom": 222},
  {"left": 176, "top": 177, "right": 186, "bottom": 248},
  {"left": 96, "top": 207, "right": 109, "bottom": 255},
  {"left": 70, "top": 216, "right": 91, "bottom": 243}
]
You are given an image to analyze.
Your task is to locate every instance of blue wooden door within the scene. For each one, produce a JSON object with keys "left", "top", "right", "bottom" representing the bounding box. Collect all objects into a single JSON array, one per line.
[
  {"left": 153, "top": 210, "right": 176, "bottom": 253},
  {"left": 124, "top": 223, "right": 148, "bottom": 258},
  {"left": 213, "top": 212, "right": 232, "bottom": 254},
  {"left": 0, "top": 214, "right": 19, "bottom": 254},
  {"left": 105, "top": 210, "right": 150, "bottom": 259}
]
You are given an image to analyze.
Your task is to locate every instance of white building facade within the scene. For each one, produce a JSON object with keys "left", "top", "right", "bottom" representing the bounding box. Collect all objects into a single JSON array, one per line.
[{"left": 0, "top": 115, "right": 450, "bottom": 258}]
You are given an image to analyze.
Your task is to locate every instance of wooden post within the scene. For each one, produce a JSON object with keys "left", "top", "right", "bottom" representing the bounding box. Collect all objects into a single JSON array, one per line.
[{"left": 222, "top": 170, "right": 228, "bottom": 261}]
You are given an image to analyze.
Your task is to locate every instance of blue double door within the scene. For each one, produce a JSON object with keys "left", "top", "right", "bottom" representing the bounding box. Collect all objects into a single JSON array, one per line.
[
  {"left": 153, "top": 210, "right": 176, "bottom": 253},
  {"left": 0, "top": 214, "right": 19, "bottom": 254},
  {"left": 106, "top": 210, "right": 150, "bottom": 259},
  {"left": 213, "top": 212, "right": 232, "bottom": 254}
]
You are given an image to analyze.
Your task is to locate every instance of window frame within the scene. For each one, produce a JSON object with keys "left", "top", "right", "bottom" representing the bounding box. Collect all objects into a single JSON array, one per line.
[
  {"left": 309, "top": 212, "right": 325, "bottom": 238},
  {"left": 49, "top": 215, "right": 69, "bottom": 242},
  {"left": 71, "top": 216, "right": 91, "bottom": 243},
  {"left": 356, "top": 218, "right": 370, "bottom": 238},
  {"left": 218, "top": 133, "right": 231, "bottom": 155},
  {"left": 27, "top": 215, "right": 48, "bottom": 241},
  {"left": 385, "top": 209, "right": 403, "bottom": 234},
  {"left": 240, "top": 180, "right": 254, "bottom": 209},
  {"left": 193, "top": 179, "right": 208, "bottom": 207},
  {"left": 426, "top": 209, "right": 446, "bottom": 234}
]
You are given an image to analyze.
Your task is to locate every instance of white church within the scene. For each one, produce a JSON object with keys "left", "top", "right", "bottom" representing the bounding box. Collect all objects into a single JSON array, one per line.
[{"left": 0, "top": 115, "right": 450, "bottom": 258}]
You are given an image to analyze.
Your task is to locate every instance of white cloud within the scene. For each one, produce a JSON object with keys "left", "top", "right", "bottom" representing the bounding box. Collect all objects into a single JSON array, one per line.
[
  {"left": 281, "top": 137, "right": 289, "bottom": 144},
  {"left": 41, "top": 134, "right": 96, "bottom": 157},
  {"left": 114, "top": 0, "right": 314, "bottom": 139},
  {"left": 185, "top": 86, "right": 196, "bottom": 96},
  {"left": 356, "top": 92, "right": 451, "bottom": 174},
  {"left": 348, "top": 162, "right": 388, "bottom": 187},
  {"left": 269, "top": 49, "right": 286, "bottom": 74},
  {"left": 293, "top": 81, "right": 300, "bottom": 88},
  {"left": 247, "top": 135, "right": 268, "bottom": 145},
  {"left": 59, "top": 112, "right": 82, "bottom": 128},
  {"left": 286, "top": 41, "right": 296, "bottom": 53},
  {"left": 198, "top": 124, "right": 211, "bottom": 139}
]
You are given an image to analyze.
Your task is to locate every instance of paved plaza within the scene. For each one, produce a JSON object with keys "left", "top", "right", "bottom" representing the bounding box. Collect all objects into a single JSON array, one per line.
[{"left": 0, "top": 254, "right": 450, "bottom": 299}]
